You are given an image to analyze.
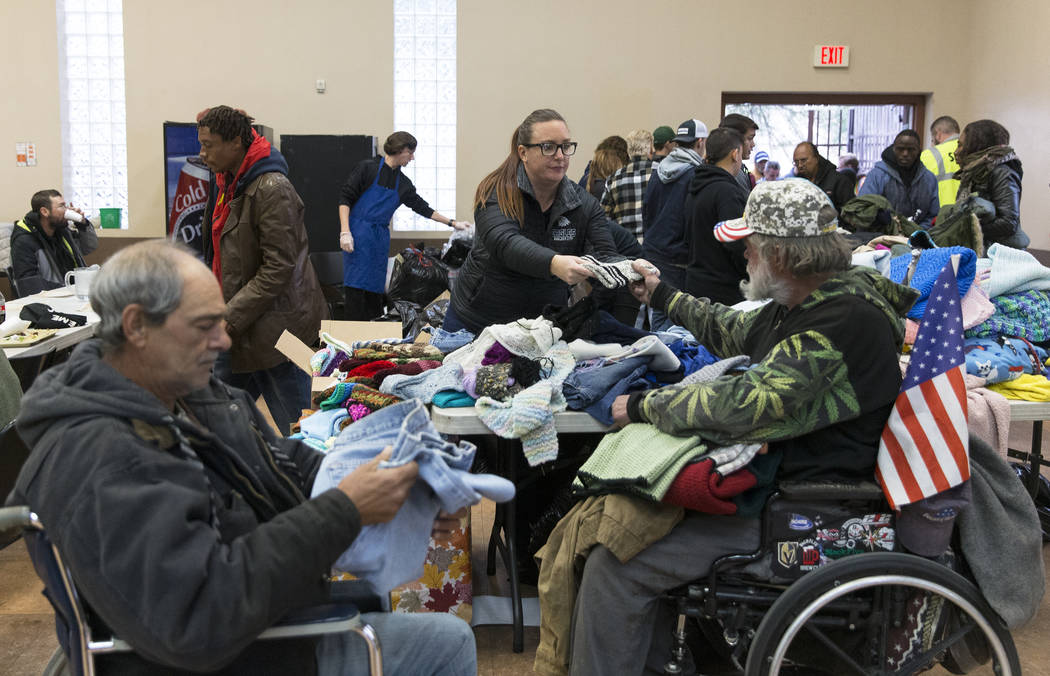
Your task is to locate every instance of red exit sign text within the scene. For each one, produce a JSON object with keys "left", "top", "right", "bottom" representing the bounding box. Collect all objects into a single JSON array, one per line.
[{"left": 813, "top": 45, "right": 850, "bottom": 68}]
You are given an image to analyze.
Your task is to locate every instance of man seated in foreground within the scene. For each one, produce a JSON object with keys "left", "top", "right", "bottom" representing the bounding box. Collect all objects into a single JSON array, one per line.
[
  {"left": 566, "top": 180, "right": 918, "bottom": 675},
  {"left": 9, "top": 241, "right": 475, "bottom": 675}
]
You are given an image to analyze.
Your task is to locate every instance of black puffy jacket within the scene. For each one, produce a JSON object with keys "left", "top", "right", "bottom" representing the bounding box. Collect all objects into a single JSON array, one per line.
[{"left": 450, "top": 165, "right": 621, "bottom": 332}]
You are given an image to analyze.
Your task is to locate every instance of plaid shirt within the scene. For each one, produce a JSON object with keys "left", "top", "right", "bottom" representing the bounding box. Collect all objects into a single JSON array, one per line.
[{"left": 600, "top": 156, "right": 656, "bottom": 241}]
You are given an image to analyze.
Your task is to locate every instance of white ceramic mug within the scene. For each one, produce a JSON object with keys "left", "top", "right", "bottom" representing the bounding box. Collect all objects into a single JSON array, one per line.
[{"left": 64, "top": 267, "right": 98, "bottom": 300}]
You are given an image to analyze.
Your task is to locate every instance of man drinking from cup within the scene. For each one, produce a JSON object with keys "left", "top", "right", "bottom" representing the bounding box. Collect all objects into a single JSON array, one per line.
[{"left": 11, "top": 189, "right": 98, "bottom": 295}]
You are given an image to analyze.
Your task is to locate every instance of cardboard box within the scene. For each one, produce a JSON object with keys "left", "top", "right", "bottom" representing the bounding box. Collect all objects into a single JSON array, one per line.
[{"left": 276, "top": 321, "right": 403, "bottom": 393}]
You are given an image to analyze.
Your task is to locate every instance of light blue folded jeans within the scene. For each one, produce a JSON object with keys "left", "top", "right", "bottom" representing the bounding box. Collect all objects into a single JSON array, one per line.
[{"left": 312, "top": 399, "right": 514, "bottom": 594}]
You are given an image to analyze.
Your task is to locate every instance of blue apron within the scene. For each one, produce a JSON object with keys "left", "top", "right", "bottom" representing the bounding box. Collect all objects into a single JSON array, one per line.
[{"left": 343, "top": 161, "right": 401, "bottom": 293}]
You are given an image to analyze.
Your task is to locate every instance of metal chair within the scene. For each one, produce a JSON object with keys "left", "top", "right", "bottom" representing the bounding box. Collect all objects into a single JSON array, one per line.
[
  {"left": 5, "top": 265, "right": 22, "bottom": 299},
  {"left": 0, "top": 505, "right": 383, "bottom": 676}
]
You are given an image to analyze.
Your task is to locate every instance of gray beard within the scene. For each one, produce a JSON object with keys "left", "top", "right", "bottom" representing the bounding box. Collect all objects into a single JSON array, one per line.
[{"left": 740, "top": 260, "right": 792, "bottom": 305}]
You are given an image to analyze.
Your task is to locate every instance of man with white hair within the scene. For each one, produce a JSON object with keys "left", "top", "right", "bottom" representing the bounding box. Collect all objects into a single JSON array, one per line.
[
  {"left": 10, "top": 240, "right": 476, "bottom": 675},
  {"left": 601, "top": 128, "right": 657, "bottom": 241},
  {"left": 560, "top": 180, "right": 918, "bottom": 675}
]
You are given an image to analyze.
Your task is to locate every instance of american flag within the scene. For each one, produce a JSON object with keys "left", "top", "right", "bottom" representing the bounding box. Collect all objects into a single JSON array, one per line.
[{"left": 876, "top": 261, "right": 969, "bottom": 509}]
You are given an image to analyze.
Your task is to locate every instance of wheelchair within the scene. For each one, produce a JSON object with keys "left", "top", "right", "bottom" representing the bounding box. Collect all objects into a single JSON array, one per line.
[{"left": 660, "top": 480, "right": 1021, "bottom": 675}]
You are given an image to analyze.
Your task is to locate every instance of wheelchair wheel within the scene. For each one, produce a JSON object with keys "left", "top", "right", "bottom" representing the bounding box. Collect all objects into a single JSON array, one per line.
[{"left": 744, "top": 552, "right": 1020, "bottom": 676}]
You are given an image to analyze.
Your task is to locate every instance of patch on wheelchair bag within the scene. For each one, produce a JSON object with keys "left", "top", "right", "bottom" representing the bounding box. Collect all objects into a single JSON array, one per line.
[
  {"left": 774, "top": 512, "right": 895, "bottom": 575},
  {"left": 884, "top": 592, "right": 946, "bottom": 670}
]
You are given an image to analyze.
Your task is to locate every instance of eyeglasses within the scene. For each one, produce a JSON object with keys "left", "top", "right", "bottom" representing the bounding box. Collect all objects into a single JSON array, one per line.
[{"left": 522, "top": 142, "right": 578, "bottom": 156}]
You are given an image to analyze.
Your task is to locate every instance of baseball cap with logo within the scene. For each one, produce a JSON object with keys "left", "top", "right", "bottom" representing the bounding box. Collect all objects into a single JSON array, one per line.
[
  {"left": 713, "top": 179, "right": 839, "bottom": 242},
  {"left": 653, "top": 125, "right": 675, "bottom": 146},
  {"left": 672, "top": 119, "right": 709, "bottom": 144},
  {"left": 753, "top": 150, "right": 770, "bottom": 164},
  {"left": 896, "top": 480, "right": 972, "bottom": 557}
]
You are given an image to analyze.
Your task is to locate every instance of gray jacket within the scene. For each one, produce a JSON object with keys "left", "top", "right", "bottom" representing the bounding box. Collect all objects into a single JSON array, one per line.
[{"left": 10, "top": 339, "right": 360, "bottom": 673}]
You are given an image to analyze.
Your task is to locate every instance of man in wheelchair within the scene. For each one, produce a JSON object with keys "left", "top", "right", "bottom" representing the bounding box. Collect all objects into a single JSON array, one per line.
[
  {"left": 7, "top": 241, "right": 476, "bottom": 674},
  {"left": 554, "top": 180, "right": 926, "bottom": 674}
]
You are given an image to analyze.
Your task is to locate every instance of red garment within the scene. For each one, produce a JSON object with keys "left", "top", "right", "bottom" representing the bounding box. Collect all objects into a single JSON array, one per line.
[
  {"left": 210, "top": 131, "right": 272, "bottom": 280},
  {"left": 345, "top": 360, "right": 398, "bottom": 378},
  {"left": 662, "top": 459, "right": 758, "bottom": 515},
  {"left": 372, "top": 360, "right": 443, "bottom": 386}
]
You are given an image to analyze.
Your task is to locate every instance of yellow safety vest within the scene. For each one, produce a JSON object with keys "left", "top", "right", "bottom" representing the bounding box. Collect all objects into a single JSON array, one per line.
[{"left": 920, "top": 137, "right": 960, "bottom": 207}]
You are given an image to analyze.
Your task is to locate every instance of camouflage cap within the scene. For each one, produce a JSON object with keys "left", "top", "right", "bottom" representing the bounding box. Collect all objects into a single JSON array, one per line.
[{"left": 713, "top": 178, "right": 839, "bottom": 242}]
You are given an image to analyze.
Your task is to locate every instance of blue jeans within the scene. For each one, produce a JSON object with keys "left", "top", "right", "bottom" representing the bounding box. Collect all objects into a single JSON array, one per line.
[
  {"left": 441, "top": 303, "right": 469, "bottom": 334},
  {"left": 317, "top": 611, "right": 476, "bottom": 676},
  {"left": 648, "top": 261, "right": 687, "bottom": 332},
  {"left": 563, "top": 356, "right": 650, "bottom": 411},
  {"left": 213, "top": 353, "right": 311, "bottom": 437}
]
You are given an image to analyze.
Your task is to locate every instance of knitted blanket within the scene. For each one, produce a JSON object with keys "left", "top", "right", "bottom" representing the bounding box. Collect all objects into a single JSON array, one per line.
[
  {"left": 979, "top": 243, "right": 1050, "bottom": 299},
  {"left": 888, "top": 246, "right": 976, "bottom": 320},
  {"left": 475, "top": 342, "right": 576, "bottom": 466},
  {"left": 965, "top": 290, "right": 1050, "bottom": 342}
]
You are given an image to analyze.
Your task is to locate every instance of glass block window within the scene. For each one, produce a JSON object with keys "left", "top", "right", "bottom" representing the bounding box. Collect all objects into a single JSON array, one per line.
[
  {"left": 392, "top": 0, "right": 456, "bottom": 231},
  {"left": 57, "top": 0, "right": 129, "bottom": 227}
]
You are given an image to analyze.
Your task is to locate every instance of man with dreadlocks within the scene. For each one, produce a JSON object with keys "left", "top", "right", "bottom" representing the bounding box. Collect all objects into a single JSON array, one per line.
[{"left": 197, "top": 105, "right": 326, "bottom": 436}]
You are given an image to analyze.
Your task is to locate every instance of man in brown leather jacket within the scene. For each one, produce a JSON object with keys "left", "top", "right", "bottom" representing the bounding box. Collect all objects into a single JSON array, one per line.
[{"left": 198, "top": 105, "right": 325, "bottom": 435}]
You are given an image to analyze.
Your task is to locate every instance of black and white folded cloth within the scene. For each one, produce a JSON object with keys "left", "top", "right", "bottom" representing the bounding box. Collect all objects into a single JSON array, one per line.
[
  {"left": 20, "top": 303, "right": 87, "bottom": 329},
  {"left": 580, "top": 255, "right": 645, "bottom": 289}
]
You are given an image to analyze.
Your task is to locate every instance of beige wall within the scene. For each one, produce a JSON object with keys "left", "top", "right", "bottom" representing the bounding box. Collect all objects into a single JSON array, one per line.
[
  {"left": 2, "top": 0, "right": 1047, "bottom": 246},
  {"left": 457, "top": 0, "right": 970, "bottom": 215},
  {"left": 121, "top": 0, "right": 392, "bottom": 238},
  {"left": 1, "top": 2, "right": 64, "bottom": 223},
  {"left": 965, "top": 0, "right": 1049, "bottom": 249}
]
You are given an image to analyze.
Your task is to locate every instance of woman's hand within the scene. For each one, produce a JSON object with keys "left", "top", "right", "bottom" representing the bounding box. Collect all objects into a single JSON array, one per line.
[
  {"left": 451, "top": 220, "right": 472, "bottom": 231},
  {"left": 628, "top": 259, "right": 661, "bottom": 305},
  {"left": 550, "top": 255, "right": 594, "bottom": 285},
  {"left": 339, "top": 231, "right": 355, "bottom": 253}
]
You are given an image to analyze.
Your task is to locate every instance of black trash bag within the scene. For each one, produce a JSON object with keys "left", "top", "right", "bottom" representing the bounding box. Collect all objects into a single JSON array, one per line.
[
  {"left": 387, "top": 246, "right": 450, "bottom": 305},
  {"left": 423, "top": 297, "right": 448, "bottom": 329},
  {"left": 441, "top": 239, "right": 472, "bottom": 268},
  {"left": 391, "top": 300, "right": 425, "bottom": 339}
]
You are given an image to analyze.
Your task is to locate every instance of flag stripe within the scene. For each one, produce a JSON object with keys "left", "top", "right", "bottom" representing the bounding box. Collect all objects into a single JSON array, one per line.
[
  {"left": 878, "top": 405, "right": 925, "bottom": 504},
  {"left": 895, "top": 392, "right": 951, "bottom": 493},
  {"left": 913, "top": 375, "right": 968, "bottom": 485},
  {"left": 945, "top": 366, "right": 972, "bottom": 480}
]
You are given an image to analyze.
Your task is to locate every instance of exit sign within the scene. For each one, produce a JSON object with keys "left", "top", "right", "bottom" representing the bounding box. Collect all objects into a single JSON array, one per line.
[{"left": 814, "top": 45, "right": 850, "bottom": 68}]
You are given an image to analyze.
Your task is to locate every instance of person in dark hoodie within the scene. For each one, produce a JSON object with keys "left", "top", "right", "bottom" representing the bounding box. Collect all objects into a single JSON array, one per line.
[
  {"left": 792, "top": 142, "right": 856, "bottom": 212},
  {"left": 641, "top": 118, "right": 708, "bottom": 330},
  {"left": 683, "top": 127, "right": 749, "bottom": 305},
  {"left": 9, "top": 240, "right": 476, "bottom": 675},
  {"left": 859, "top": 129, "right": 939, "bottom": 228},
  {"left": 198, "top": 106, "right": 326, "bottom": 436},
  {"left": 952, "top": 119, "right": 1029, "bottom": 249},
  {"left": 11, "top": 189, "right": 97, "bottom": 295}
]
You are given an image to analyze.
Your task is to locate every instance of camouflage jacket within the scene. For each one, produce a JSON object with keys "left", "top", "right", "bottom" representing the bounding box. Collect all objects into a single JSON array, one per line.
[{"left": 628, "top": 267, "right": 919, "bottom": 481}]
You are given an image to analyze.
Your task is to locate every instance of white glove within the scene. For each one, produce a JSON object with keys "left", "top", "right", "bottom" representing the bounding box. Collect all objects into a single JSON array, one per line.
[{"left": 339, "top": 231, "right": 354, "bottom": 253}]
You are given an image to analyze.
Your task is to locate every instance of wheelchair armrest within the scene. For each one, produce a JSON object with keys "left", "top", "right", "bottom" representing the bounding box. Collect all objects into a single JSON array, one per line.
[
  {"left": 777, "top": 480, "right": 885, "bottom": 501},
  {"left": 260, "top": 602, "right": 362, "bottom": 640},
  {"left": 328, "top": 578, "right": 385, "bottom": 613}
]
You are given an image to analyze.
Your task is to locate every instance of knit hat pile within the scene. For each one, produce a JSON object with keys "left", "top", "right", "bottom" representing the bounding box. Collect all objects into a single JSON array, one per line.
[
  {"left": 371, "top": 360, "right": 443, "bottom": 387},
  {"left": 337, "top": 385, "right": 404, "bottom": 429},
  {"left": 345, "top": 360, "right": 398, "bottom": 379},
  {"left": 354, "top": 342, "right": 445, "bottom": 361}
]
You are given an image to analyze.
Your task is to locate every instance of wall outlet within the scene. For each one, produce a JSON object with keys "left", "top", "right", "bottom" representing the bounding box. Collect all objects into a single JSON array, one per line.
[{"left": 316, "top": 79, "right": 326, "bottom": 93}]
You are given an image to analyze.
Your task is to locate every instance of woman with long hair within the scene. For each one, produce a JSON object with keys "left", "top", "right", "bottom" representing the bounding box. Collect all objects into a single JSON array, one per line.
[
  {"left": 444, "top": 109, "right": 623, "bottom": 333},
  {"left": 953, "top": 119, "right": 1030, "bottom": 249}
]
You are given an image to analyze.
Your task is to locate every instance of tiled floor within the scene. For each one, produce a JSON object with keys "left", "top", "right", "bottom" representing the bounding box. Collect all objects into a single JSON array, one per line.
[{"left": 2, "top": 419, "right": 1048, "bottom": 675}]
